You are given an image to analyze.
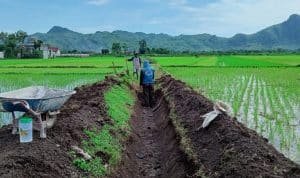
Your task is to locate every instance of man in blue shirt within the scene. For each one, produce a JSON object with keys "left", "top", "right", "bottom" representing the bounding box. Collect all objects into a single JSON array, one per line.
[{"left": 140, "top": 60, "right": 155, "bottom": 107}]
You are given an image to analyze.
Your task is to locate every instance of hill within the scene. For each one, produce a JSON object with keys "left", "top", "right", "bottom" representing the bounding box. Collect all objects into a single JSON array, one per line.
[{"left": 31, "top": 14, "right": 300, "bottom": 52}]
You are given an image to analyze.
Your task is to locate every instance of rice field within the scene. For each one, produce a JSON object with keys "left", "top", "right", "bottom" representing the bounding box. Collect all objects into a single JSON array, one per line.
[
  {"left": 0, "top": 57, "right": 126, "bottom": 92},
  {"left": 0, "top": 56, "right": 127, "bottom": 125},
  {"left": 156, "top": 55, "right": 300, "bottom": 164}
]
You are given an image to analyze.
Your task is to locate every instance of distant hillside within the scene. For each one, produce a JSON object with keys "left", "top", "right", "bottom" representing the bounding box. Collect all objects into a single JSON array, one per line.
[{"left": 31, "top": 14, "right": 300, "bottom": 52}]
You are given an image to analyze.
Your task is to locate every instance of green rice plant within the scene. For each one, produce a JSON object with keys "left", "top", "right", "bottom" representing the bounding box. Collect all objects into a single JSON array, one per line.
[
  {"left": 105, "top": 84, "right": 135, "bottom": 132},
  {"left": 157, "top": 56, "right": 300, "bottom": 164},
  {"left": 73, "top": 83, "right": 135, "bottom": 176},
  {"left": 0, "top": 56, "right": 127, "bottom": 68},
  {"left": 73, "top": 125, "right": 120, "bottom": 176},
  {"left": 253, "top": 77, "right": 260, "bottom": 130}
]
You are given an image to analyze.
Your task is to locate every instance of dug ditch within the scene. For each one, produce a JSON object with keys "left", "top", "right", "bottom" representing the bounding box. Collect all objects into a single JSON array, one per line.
[{"left": 110, "top": 91, "right": 196, "bottom": 178}]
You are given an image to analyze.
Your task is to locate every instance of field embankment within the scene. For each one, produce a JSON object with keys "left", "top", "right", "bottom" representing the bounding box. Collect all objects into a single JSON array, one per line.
[{"left": 156, "top": 75, "right": 300, "bottom": 177}]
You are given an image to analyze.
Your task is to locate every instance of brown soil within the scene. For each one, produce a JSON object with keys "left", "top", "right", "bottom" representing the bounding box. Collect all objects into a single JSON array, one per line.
[
  {"left": 157, "top": 75, "right": 300, "bottom": 178},
  {"left": 111, "top": 91, "right": 196, "bottom": 178},
  {"left": 0, "top": 76, "right": 119, "bottom": 178}
]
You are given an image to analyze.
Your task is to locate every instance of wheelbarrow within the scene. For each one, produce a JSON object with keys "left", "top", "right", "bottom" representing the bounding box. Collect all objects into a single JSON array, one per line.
[{"left": 0, "top": 86, "right": 76, "bottom": 138}]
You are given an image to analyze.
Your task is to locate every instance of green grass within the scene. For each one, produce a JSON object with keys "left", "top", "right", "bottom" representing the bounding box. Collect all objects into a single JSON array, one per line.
[
  {"left": 155, "top": 56, "right": 217, "bottom": 66},
  {"left": 0, "top": 73, "right": 107, "bottom": 92},
  {"left": 73, "top": 83, "right": 135, "bottom": 177},
  {"left": 155, "top": 55, "right": 300, "bottom": 67},
  {"left": 0, "top": 56, "right": 129, "bottom": 91},
  {"left": 0, "top": 67, "right": 119, "bottom": 74},
  {"left": 231, "top": 55, "right": 300, "bottom": 66},
  {"left": 0, "top": 56, "right": 127, "bottom": 68}
]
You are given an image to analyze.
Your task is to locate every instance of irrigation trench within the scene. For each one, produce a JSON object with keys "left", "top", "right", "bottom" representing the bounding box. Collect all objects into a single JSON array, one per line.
[{"left": 111, "top": 91, "right": 195, "bottom": 178}]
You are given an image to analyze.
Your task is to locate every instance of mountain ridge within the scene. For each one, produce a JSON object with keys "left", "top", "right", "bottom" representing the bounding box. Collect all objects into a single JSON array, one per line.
[{"left": 31, "top": 14, "right": 300, "bottom": 52}]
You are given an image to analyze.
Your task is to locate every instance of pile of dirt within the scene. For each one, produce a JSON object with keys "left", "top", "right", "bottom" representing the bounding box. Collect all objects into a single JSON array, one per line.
[
  {"left": 157, "top": 75, "right": 300, "bottom": 178},
  {"left": 0, "top": 76, "right": 120, "bottom": 178},
  {"left": 111, "top": 91, "right": 196, "bottom": 178}
]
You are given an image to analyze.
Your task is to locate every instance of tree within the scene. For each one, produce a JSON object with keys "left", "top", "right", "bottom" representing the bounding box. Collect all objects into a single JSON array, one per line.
[
  {"left": 101, "top": 49, "right": 109, "bottom": 55},
  {"left": 0, "top": 32, "right": 8, "bottom": 42},
  {"left": 34, "top": 40, "right": 43, "bottom": 50},
  {"left": 15, "top": 30, "right": 27, "bottom": 43},
  {"left": 150, "top": 47, "right": 170, "bottom": 54},
  {"left": 139, "top": 39, "right": 147, "bottom": 54},
  {"left": 122, "top": 43, "right": 128, "bottom": 53},
  {"left": 111, "top": 43, "right": 121, "bottom": 55},
  {"left": 0, "top": 33, "right": 5, "bottom": 51},
  {"left": 4, "top": 34, "right": 17, "bottom": 57}
]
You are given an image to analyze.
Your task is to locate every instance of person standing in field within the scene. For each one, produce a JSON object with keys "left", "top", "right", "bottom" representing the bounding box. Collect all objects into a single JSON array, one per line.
[
  {"left": 128, "top": 52, "right": 142, "bottom": 80},
  {"left": 140, "top": 60, "right": 155, "bottom": 107}
]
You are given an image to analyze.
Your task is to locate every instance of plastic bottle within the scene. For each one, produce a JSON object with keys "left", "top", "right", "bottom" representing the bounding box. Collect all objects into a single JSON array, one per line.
[{"left": 19, "top": 117, "right": 33, "bottom": 143}]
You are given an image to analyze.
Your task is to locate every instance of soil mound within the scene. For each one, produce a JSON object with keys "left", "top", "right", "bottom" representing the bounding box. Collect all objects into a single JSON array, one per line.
[
  {"left": 0, "top": 76, "right": 119, "bottom": 178},
  {"left": 157, "top": 75, "right": 300, "bottom": 178}
]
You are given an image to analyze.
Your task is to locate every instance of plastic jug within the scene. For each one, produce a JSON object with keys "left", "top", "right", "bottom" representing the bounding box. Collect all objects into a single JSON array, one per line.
[{"left": 19, "top": 117, "right": 33, "bottom": 143}]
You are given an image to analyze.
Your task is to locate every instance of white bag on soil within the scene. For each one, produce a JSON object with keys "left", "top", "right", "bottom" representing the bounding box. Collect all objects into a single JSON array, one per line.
[{"left": 200, "top": 101, "right": 232, "bottom": 129}]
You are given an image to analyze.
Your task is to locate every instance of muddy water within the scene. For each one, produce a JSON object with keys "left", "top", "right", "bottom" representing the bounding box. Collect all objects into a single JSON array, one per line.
[{"left": 111, "top": 94, "right": 195, "bottom": 178}]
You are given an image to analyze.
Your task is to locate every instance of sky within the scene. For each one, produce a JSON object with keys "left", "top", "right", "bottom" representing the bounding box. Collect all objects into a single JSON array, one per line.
[{"left": 0, "top": 0, "right": 299, "bottom": 37}]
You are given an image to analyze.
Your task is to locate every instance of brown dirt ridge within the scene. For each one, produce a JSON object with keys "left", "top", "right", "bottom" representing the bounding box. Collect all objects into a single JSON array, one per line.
[
  {"left": 0, "top": 76, "right": 120, "bottom": 178},
  {"left": 156, "top": 75, "right": 300, "bottom": 178}
]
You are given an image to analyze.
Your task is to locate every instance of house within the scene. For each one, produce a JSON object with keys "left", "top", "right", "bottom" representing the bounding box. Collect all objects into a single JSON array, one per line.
[
  {"left": 0, "top": 52, "right": 4, "bottom": 59},
  {"left": 41, "top": 45, "right": 61, "bottom": 59},
  {"left": 18, "top": 37, "right": 39, "bottom": 58},
  {"left": 49, "top": 47, "right": 61, "bottom": 57},
  {"left": 41, "top": 45, "right": 49, "bottom": 59},
  {"left": 18, "top": 37, "right": 60, "bottom": 59}
]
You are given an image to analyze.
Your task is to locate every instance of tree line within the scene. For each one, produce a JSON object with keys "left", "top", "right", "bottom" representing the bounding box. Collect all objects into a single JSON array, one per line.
[
  {"left": 1, "top": 31, "right": 299, "bottom": 57},
  {"left": 106, "top": 39, "right": 300, "bottom": 56},
  {"left": 108, "top": 39, "right": 170, "bottom": 55},
  {"left": 0, "top": 31, "right": 44, "bottom": 58}
]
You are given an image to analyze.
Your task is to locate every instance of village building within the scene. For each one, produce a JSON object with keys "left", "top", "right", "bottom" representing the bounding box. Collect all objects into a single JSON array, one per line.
[
  {"left": 0, "top": 52, "right": 4, "bottom": 59},
  {"left": 0, "top": 40, "right": 5, "bottom": 59},
  {"left": 49, "top": 47, "right": 61, "bottom": 57},
  {"left": 17, "top": 37, "right": 60, "bottom": 59},
  {"left": 41, "top": 45, "right": 61, "bottom": 59}
]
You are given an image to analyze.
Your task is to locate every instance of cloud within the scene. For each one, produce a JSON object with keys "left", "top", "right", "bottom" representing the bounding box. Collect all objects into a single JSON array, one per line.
[
  {"left": 87, "top": 0, "right": 110, "bottom": 6},
  {"left": 167, "top": 0, "right": 187, "bottom": 6},
  {"left": 162, "top": 0, "right": 300, "bottom": 36},
  {"left": 147, "top": 19, "right": 163, "bottom": 25},
  {"left": 72, "top": 25, "right": 116, "bottom": 33}
]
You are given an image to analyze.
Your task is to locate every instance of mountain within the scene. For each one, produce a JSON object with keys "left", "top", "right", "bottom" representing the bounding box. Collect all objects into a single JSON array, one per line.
[{"left": 31, "top": 14, "right": 300, "bottom": 52}]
